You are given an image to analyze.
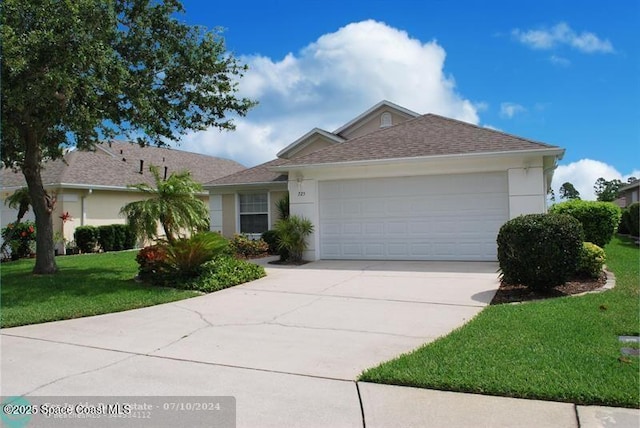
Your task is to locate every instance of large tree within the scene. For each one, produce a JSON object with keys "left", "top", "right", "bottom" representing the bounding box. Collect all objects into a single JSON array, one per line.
[
  {"left": 120, "top": 165, "right": 208, "bottom": 244},
  {"left": 1, "top": 0, "right": 255, "bottom": 274},
  {"left": 594, "top": 177, "right": 623, "bottom": 202},
  {"left": 559, "top": 182, "right": 581, "bottom": 200}
]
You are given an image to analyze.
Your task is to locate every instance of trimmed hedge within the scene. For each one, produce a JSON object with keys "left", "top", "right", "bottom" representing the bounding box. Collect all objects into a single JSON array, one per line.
[
  {"left": 549, "top": 200, "right": 622, "bottom": 247},
  {"left": 497, "top": 213, "right": 583, "bottom": 290},
  {"left": 76, "top": 224, "right": 136, "bottom": 253},
  {"left": 74, "top": 226, "right": 99, "bottom": 253}
]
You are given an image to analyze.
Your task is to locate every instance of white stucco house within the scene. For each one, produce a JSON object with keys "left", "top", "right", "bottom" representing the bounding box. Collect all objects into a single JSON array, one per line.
[{"left": 205, "top": 100, "right": 564, "bottom": 261}]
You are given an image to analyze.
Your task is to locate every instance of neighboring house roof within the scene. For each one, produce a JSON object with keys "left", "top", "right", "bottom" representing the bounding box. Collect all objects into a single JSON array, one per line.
[
  {"left": 207, "top": 158, "right": 289, "bottom": 187},
  {"left": 1, "top": 141, "right": 245, "bottom": 190},
  {"left": 278, "top": 113, "right": 562, "bottom": 168},
  {"left": 618, "top": 180, "right": 640, "bottom": 193}
]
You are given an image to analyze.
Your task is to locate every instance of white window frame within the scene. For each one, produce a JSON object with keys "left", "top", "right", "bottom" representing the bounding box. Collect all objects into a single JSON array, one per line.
[{"left": 237, "top": 191, "right": 270, "bottom": 238}]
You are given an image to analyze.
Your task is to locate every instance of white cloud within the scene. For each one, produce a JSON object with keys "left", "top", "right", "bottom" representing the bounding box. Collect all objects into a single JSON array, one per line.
[
  {"left": 551, "top": 159, "right": 640, "bottom": 201},
  {"left": 549, "top": 55, "right": 571, "bottom": 67},
  {"left": 512, "top": 22, "right": 614, "bottom": 54},
  {"left": 500, "top": 102, "right": 526, "bottom": 119},
  {"left": 178, "top": 20, "right": 480, "bottom": 166}
]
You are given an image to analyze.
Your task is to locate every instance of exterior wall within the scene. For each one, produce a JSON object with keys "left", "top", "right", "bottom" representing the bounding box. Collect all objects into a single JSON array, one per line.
[
  {"left": 507, "top": 167, "right": 546, "bottom": 218},
  {"left": 286, "top": 154, "right": 549, "bottom": 261},
  {"left": 269, "top": 190, "right": 288, "bottom": 227},
  {"left": 289, "top": 179, "right": 319, "bottom": 261},
  {"left": 221, "top": 193, "right": 236, "bottom": 237},
  {"left": 340, "top": 110, "right": 413, "bottom": 139},
  {"left": 289, "top": 137, "right": 334, "bottom": 159},
  {"left": 209, "top": 194, "right": 223, "bottom": 233}
]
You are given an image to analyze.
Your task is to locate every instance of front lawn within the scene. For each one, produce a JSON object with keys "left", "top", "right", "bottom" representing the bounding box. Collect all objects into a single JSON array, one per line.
[
  {"left": 0, "top": 251, "right": 199, "bottom": 328},
  {"left": 360, "top": 236, "right": 640, "bottom": 408}
]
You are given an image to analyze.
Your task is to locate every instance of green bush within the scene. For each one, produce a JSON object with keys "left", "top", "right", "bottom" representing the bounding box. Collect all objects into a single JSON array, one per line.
[
  {"left": 97, "top": 225, "right": 116, "bottom": 252},
  {"left": 122, "top": 224, "right": 137, "bottom": 249},
  {"left": 497, "top": 213, "right": 583, "bottom": 290},
  {"left": 626, "top": 203, "right": 639, "bottom": 237},
  {"left": 229, "top": 234, "right": 269, "bottom": 258},
  {"left": 74, "top": 226, "right": 99, "bottom": 253},
  {"left": 261, "top": 229, "right": 289, "bottom": 261},
  {"left": 164, "top": 232, "right": 229, "bottom": 278},
  {"left": 274, "top": 215, "right": 314, "bottom": 263},
  {"left": 182, "top": 255, "right": 266, "bottom": 292},
  {"left": 549, "top": 200, "right": 622, "bottom": 247},
  {"left": 576, "top": 242, "right": 606, "bottom": 279},
  {"left": 1, "top": 221, "right": 36, "bottom": 260},
  {"left": 618, "top": 209, "right": 631, "bottom": 234}
]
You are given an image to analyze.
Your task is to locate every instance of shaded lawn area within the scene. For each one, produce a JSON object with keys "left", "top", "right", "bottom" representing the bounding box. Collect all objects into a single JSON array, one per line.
[
  {"left": 1, "top": 251, "right": 199, "bottom": 328},
  {"left": 360, "top": 236, "right": 640, "bottom": 408}
]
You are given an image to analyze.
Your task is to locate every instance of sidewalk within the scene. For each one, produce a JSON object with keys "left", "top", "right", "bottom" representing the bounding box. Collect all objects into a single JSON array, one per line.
[{"left": 358, "top": 382, "right": 640, "bottom": 428}]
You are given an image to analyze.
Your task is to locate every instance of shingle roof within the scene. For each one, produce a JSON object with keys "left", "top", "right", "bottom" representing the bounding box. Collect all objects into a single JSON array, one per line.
[
  {"left": 206, "top": 158, "right": 289, "bottom": 186},
  {"left": 284, "top": 113, "right": 560, "bottom": 166},
  {"left": 1, "top": 141, "right": 245, "bottom": 189}
]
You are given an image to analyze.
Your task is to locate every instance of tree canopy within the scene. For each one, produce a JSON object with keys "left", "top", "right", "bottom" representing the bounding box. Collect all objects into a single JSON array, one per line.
[
  {"left": 1, "top": 0, "right": 255, "bottom": 273},
  {"left": 594, "top": 177, "right": 623, "bottom": 202},
  {"left": 559, "top": 182, "right": 581, "bottom": 200}
]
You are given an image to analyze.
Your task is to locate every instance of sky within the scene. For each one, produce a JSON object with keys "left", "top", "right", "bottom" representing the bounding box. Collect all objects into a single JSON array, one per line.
[{"left": 173, "top": 0, "right": 639, "bottom": 200}]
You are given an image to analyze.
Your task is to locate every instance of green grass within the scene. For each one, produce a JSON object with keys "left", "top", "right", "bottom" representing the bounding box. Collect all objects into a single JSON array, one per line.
[
  {"left": 360, "top": 236, "right": 640, "bottom": 408},
  {"left": 1, "top": 251, "right": 199, "bottom": 328}
]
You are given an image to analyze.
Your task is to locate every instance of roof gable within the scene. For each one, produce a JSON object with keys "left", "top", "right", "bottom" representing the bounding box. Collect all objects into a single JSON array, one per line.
[
  {"left": 279, "top": 113, "right": 562, "bottom": 167},
  {"left": 333, "top": 100, "right": 420, "bottom": 139},
  {"left": 276, "top": 128, "right": 345, "bottom": 159}
]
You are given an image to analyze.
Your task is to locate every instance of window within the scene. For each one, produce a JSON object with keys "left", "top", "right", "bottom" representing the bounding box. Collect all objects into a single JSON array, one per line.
[
  {"left": 239, "top": 193, "right": 268, "bottom": 234},
  {"left": 380, "top": 112, "right": 392, "bottom": 128}
]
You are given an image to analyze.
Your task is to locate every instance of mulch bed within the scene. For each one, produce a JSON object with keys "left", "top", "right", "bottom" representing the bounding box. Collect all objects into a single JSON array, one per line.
[
  {"left": 268, "top": 259, "right": 309, "bottom": 266},
  {"left": 490, "top": 271, "right": 607, "bottom": 305}
]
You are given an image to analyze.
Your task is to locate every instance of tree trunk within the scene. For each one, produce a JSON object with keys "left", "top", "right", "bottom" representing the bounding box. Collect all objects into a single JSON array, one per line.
[{"left": 22, "top": 129, "right": 58, "bottom": 274}]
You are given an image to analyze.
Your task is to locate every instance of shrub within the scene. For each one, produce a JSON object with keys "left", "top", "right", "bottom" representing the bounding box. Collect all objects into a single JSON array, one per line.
[
  {"left": 164, "top": 232, "right": 229, "bottom": 278},
  {"left": 626, "top": 203, "right": 639, "bottom": 237},
  {"left": 618, "top": 209, "right": 631, "bottom": 234},
  {"left": 1, "top": 221, "right": 36, "bottom": 260},
  {"left": 136, "top": 244, "right": 169, "bottom": 281},
  {"left": 261, "top": 229, "right": 290, "bottom": 261},
  {"left": 274, "top": 215, "right": 314, "bottom": 263},
  {"left": 97, "top": 225, "right": 116, "bottom": 252},
  {"left": 121, "top": 224, "right": 137, "bottom": 249},
  {"left": 261, "top": 230, "right": 279, "bottom": 253},
  {"left": 497, "top": 213, "right": 583, "bottom": 290},
  {"left": 74, "top": 226, "right": 99, "bottom": 253},
  {"left": 182, "top": 255, "right": 266, "bottom": 292},
  {"left": 229, "top": 234, "right": 269, "bottom": 258},
  {"left": 576, "top": 242, "right": 606, "bottom": 279},
  {"left": 549, "top": 200, "right": 622, "bottom": 247}
]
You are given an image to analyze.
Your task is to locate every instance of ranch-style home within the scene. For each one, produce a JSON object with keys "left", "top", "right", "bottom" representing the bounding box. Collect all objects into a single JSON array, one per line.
[
  {"left": 1, "top": 141, "right": 244, "bottom": 250},
  {"left": 205, "top": 100, "right": 565, "bottom": 261}
]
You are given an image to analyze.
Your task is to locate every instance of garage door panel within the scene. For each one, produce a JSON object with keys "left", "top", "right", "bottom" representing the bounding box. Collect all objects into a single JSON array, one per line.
[{"left": 319, "top": 172, "right": 508, "bottom": 261}]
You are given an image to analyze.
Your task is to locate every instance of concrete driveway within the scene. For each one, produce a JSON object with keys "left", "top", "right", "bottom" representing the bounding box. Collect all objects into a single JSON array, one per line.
[{"left": 2, "top": 260, "right": 499, "bottom": 427}]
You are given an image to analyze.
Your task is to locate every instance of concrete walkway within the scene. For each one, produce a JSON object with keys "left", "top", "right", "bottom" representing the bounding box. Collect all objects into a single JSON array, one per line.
[{"left": 2, "top": 260, "right": 638, "bottom": 427}]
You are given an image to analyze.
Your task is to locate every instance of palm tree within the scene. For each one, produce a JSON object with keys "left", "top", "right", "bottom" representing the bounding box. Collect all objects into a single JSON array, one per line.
[
  {"left": 4, "top": 187, "right": 31, "bottom": 223},
  {"left": 120, "top": 165, "right": 209, "bottom": 243}
]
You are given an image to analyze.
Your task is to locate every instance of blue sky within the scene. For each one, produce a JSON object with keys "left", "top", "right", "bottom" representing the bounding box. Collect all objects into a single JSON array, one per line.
[{"left": 176, "top": 0, "right": 639, "bottom": 199}]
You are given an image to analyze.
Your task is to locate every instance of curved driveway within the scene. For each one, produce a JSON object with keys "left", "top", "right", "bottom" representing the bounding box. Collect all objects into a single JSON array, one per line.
[{"left": 2, "top": 259, "right": 499, "bottom": 427}]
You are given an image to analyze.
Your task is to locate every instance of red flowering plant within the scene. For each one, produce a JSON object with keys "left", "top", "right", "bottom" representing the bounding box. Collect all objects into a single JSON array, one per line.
[
  {"left": 135, "top": 244, "right": 169, "bottom": 282},
  {"left": 1, "top": 221, "right": 36, "bottom": 260},
  {"left": 59, "top": 211, "right": 73, "bottom": 223}
]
